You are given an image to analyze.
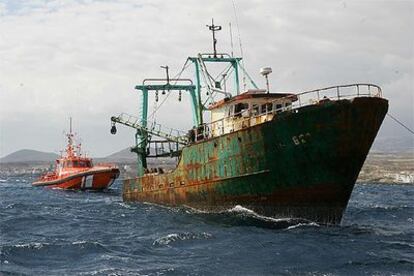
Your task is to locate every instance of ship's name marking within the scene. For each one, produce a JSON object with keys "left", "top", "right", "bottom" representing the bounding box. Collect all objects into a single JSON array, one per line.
[{"left": 292, "top": 133, "right": 311, "bottom": 145}]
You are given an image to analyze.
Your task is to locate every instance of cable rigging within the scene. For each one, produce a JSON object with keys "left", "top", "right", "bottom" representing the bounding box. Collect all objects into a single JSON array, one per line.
[
  {"left": 386, "top": 113, "right": 414, "bottom": 135},
  {"left": 232, "top": 0, "right": 246, "bottom": 92}
]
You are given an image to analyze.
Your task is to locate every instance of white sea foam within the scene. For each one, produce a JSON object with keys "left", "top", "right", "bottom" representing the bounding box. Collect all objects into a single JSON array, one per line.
[
  {"left": 186, "top": 204, "right": 311, "bottom": 226},
  {"left": 117, "top": 202, "right": 135, "bottom": 209},
  {"left": 78, "top": 268, "right": 118, "bottom": 276},
  {"left": 72, "top": 240, "right": 88, "bottom": 245},
  {"left": 153, "top": 232, "right": 213, "bottom": 246},
  {"left": 72, "top": 240, "right": 103, "bottom": 247},
  {"left": 286, "top": 222, "right": 320, "bottom": 230},
  {"left": 5, "top": 203, "right": 15, "bottom": 209},
  {"left": 14, "top": 242, "right": 47, "bottom": 249},
  {"left": 228, "top": 205, "right": 304, "bottom": 223},
  {"left": 228, "top": 205, "right": 257, "bottom": 214}
]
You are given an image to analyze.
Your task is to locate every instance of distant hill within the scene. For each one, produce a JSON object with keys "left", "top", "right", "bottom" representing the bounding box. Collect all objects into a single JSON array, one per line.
[
  {"left": 0, "top": 149, "right": 59, "bottom": 163},
  {"left": 100, "top": 147, "right": 136, "bottom": 162},
  {"left": 371, "top": 136, "right": 414, "bottom": 153},
  {"left": 99, "top": 147, "right": 176, "bottom": 165}
]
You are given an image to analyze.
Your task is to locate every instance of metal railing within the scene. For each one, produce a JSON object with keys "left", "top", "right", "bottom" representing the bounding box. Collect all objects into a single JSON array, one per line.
[
  {"left": 191, "top": 83, "right": 382, "bottom": 142},
  {"left": 112, "top": 113, "right": 188, "bottom": 144},
  {"left": 293, "top": 83, "right": 382, "bottom": 109},
  {"left": 116, "top": 84, "right": 382, "bottom": 145}
]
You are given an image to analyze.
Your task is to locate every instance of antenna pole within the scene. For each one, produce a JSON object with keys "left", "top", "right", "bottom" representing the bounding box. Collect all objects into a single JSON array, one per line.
[
  {"left": 265, "top": 75, "right": 270, "bottom": 94},
  {"left": 229, "top": 22, "right": 234, "bottom": 57},
  {"left": 160, "top": 65, "right": 170, "bottom": 85},
  {"left": 69, "top": 117, "right": 72, "bottom": 134},
  {"left": 206, "top": 18, "right": 222, "bottom": 58}
]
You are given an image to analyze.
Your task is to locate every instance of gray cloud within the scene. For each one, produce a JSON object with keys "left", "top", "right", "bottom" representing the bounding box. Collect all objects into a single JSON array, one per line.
[{"left": 0, "top": 0, "right": 413, "bottom": 157}]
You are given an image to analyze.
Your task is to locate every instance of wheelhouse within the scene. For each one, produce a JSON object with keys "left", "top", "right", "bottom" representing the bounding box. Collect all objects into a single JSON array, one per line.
[
  {"left": 57, "top": 158, "right": 93, "bottom": 170},
  {"left": 208, "top": 89, "right": 298, "bottom": 136}
]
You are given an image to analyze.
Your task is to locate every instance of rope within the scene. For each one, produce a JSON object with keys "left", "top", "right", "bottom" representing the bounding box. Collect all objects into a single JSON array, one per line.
[
  {"left": 214, "top": 63, "right": 232, "bottom": 80},
  {"left": 232, "top": 0, "right": 246, "bottom": 91},
  {"left": 387, "top": 113, "right": 414, "bottom": 135}
]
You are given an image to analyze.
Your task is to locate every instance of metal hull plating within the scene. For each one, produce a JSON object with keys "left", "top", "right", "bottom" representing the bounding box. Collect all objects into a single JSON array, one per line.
[{"left": 123, "top": 97, "right": 388, "bottom": 224}]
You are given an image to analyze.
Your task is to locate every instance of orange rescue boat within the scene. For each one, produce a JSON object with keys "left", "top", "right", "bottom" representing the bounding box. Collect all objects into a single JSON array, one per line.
[{"left": 33, "top": 119, "right": 120, "bottom": 190}]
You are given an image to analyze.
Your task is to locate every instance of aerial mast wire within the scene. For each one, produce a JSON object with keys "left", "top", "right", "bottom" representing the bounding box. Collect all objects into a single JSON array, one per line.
[
  {"left": 232, "top": 0, "right": 247, "bottom": 90},
  {"left": 229, "top": 22, "right": 234, "bottom": 57}
]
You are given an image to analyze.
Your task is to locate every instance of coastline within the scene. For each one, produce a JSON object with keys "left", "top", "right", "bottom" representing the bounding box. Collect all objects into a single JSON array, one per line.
[{"left": 1, "top": 151, "right": 412, "bottom": 185}]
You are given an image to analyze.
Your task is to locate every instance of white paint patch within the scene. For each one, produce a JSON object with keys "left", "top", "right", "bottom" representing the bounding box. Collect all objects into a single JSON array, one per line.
[{"left": 84, "top": 175, "right": 93, "bottom": 188}]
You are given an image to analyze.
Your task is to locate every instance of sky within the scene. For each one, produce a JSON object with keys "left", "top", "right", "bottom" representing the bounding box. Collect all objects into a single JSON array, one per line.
[{"left": 0, "top": 0, "right": 413, "bottom": 157}]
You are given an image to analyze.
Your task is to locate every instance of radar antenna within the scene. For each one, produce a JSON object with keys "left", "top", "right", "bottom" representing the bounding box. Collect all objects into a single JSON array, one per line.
[{"left": 206, "top": 18, "right": 222, "bottom": 58}]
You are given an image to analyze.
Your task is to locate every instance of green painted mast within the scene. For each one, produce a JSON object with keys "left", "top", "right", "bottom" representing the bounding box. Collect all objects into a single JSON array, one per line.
[
  {"left": 112, "top": 19, "right": 259, "bottom": 177},
  {"left": 133, "top": 82, "right": 198, "bottom": 177},
  {"left": 131, "top": 88, "right": 148, "bottom": 177}
]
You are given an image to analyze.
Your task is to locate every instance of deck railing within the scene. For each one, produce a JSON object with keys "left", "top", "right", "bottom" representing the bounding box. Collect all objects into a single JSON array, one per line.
[
  {"left": 117, "top": 84, "right": 382, "bottom": 144},
  {"left": 192, "top": 83, "right": 382, "bottom": 141},
  {"left": 292, "top": 83, "right": 382, "bottom": 109}
]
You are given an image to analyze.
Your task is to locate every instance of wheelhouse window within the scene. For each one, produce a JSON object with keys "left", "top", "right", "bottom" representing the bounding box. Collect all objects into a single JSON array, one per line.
[
  {"left": 252, "top": 104, "right": 260, "bottom": 116},
  {"left": 285, "top": 102, "right": 292, "bottom": 110},
  {"left": 79, "top": 160, "right": 92, "bottom": 168},
  {"left": 234, "top": 103, "right": 249, "bottom": 117},
  {"left": 275, "top": 103, "right": 283, "bottom": 113},
  {"left": 261, "top": 103, "right": 273, "bottom": 114}
]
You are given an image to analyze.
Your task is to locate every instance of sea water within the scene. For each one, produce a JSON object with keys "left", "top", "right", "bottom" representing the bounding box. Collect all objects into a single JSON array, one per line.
[{"left": 1, "top": 175, "right": 413, "bottom": 275}]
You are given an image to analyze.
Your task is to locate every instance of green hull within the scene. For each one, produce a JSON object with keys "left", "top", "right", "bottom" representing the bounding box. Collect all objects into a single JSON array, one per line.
[{"left": 123, "top": 97, "right": 388, "bottom": 224}]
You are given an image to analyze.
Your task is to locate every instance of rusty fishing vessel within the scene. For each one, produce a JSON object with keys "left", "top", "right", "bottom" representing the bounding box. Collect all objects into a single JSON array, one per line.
[
  {"left": 110, "top": 21, "right": 388, "bottom": 224},
  {"left": 33, "top": 119, "right": 120, "bottom": 190}
]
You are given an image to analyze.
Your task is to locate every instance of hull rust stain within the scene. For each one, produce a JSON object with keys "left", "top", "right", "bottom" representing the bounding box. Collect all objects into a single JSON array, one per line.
[{"left": 123, "top": 97, "right": 388, "bottom": 224}]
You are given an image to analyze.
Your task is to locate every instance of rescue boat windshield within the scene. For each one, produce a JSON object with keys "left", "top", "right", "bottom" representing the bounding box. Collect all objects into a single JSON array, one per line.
[{"left": 62, "top": 160, "right": 93, "bottom": 169}]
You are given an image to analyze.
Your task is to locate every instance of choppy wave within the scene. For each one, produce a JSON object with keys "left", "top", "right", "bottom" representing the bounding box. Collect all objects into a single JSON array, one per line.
[
  {"left": 1, "top": 179, "right": 413, "bottom": 275},
  {"left": 1, "top": 241, "right": 108, "bottom": 254},
  {"left": 117, "top": 202, "right": 136, "bottom": 209},
  {"left": 286, "top": 222, "right": 320, "bottom": 230},
  {"left": 153, "top": 232, "right": 213, "bottom": 246},
  {"left": 11, "top": 242, "right": 48, "bottom": 249}
]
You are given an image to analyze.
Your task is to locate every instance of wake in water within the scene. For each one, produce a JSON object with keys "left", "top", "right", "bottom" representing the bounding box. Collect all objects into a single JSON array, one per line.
[{"left": 182, "top": 204, "right": 319, "bottom": 230}]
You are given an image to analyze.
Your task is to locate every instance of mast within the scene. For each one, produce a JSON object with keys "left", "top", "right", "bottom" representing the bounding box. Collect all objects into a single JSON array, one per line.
[
  {"left": 66, "top": 117, "right": 75, "bottom": 158},
  {"left": 110, "top": 21, "right": 260, "bottom": 177},
  {"left": 131, "top": 78, "right": 197, "bottom": 177},
  {"left": 207, "top": 18, "right": 222, "bottom": 58}
]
